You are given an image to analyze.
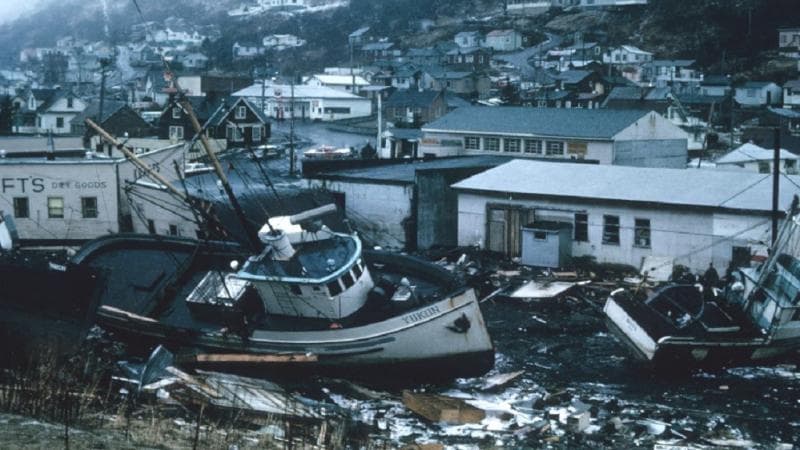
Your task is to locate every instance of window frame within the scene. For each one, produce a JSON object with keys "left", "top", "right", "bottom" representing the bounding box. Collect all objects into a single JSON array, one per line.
[
  {"left": 81, "top": 197, "right": 98, "bottom": 219},
  {"left": 524, "top": 139, "right": 542, "bottom": 154},
  {"left": 546, "top": 141, "right": 564, "bottom": 156},
  {"left": 484, "top": 137, "right": 500, "bottom": 152},
  {"left": 503, "top": 138, "right": 521, "bottom": 153},
  {"left": 13, "top": 197, "right": 29, "bottom": 218},
  {"left": 602, "top": 214, "right": 620, "bottom": 245},
  {"left": 464, "top": 136, "right": 480, "bottom": 150},
  {"left": 574, "top": 212, "right": 588, "bottom": 242},
  {"left": 634, "top": 218, "right": 651, "bottom": 248},
  {"left": 169, "top": 125, "right": 184, "bottom": 140},
  {"left": 235, "top": 105, "right": 247, "bottom": 119},
  {"left": 252, "top": 125, "right": 262, "bottom": 142},
  {"left": 47, "top": 196, "right": 64, "bottom": 219}
]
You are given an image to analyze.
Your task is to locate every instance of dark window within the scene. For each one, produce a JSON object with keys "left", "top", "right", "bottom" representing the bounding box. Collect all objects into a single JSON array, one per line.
[
  {"left": 534, "top": 231, "right": 547, "bottom": 240},
  {"left": 464, "top": 136, "right": 480, "bottom": 150},
  {"left": 574, "top": 213, "right": 588, "bottom": 242},
  {"left": 169, "top": 224, "right": 178, "bottom": 236},
  {"left": 323, "top": 107, "right": 351, "bottom": 114},
  {"left": 81, "top": 197, "right": 98, "bottom": 218},
  {"left": 56, "top": 117, "right": 64, "bottom": 128},
  {"left": 290, "top": 284, "right": 302, "bottom": 295},
  {"left": 172, "top": 107, "right": 181, "bottom": 119},
  {"left": 602, "top": 215, "right": 620, "bottom": 245},
  {"left": 634, "top": 218, "right": 651, "bottom": 248},
  {"left": 47, "top": 197, "right": 64, "bottom": 218},
  {"left": 147, "top": 219, "right": 156, "bottom": 234},
  {"left": 67, "top": 97, "right": 73, "bottom": 108},
  {"left": 342, "top": 272, "right": 355, "bottom": 289},
  {"left": 484, "top": 137, "right": 500, "bottom": 151},
  {"left": 235, "top": 105, "right": 247, "bottom": 119},
  {"left": 13, "top": 197, "right": 29, "bottom": 218},
  {"left": 327, "top": 280, "right": 343, "bottom": 296},
  {"left": 546, "top": 141, "right": 564, "bottom": 156},
  {"left": 504, "top": 138, "right": 521, "bottom": 153}
]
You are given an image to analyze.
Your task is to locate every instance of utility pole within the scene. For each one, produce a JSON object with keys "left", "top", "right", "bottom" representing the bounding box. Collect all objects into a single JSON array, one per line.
[
  {"left": 289, "top": 75, "right": 295, "bottom": 177},
  {"left": 772, "top": 127, "right": 781, "bottom": 245},
  {"left": 98, "top": 57, "right": 110, "bottom": 128}
]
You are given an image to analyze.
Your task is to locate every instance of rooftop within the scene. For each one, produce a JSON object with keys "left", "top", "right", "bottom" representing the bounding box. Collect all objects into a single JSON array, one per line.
[
  {"left": 310, "top": 74, "right": 369, "bottom": 86},
  {"left": 452, "top": 159, "right": 800, "bottom": 213},
  {"left": 422, "top": 106, "right": 651, "bottom": 139},
  {"left": 715, "top": 143, "right": 797, "bottom": 164},
  {"left": 310, "top": 155, "right": 513, "bottom": 185},
  {"left": 232, "top": 84, "right": 366, "bottom": 100}
]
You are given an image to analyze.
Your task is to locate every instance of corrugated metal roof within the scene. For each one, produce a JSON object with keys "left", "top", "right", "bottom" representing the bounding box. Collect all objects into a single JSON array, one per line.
[
  {"left": 422, "top": 106, "right": 650, "bottom": 139},
  {"left": 452, "top": 159, "right": 800, "bottom": 213}
]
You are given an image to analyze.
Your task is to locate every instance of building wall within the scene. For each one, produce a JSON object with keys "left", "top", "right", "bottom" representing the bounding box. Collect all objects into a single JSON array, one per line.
[
  {"left": 0, "top": 161, "right": 119, "bottom": 241},
  {"left": 613, "top": 139, "right": 687, "bottom": 168},
  {"left": 735, "top": 85, "right": 783, "bottom": 107},
  {"left": 307, "top": 179, "right": 412, "bottom": 249},
  {"left": 128, "top": 183, "right": 199, "bottom": 237},
  {"left": 456, "top": 191, "right": 771, "bottom": 272}
]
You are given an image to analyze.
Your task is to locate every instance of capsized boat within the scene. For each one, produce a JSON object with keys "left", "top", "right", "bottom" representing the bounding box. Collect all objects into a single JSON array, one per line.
[
  {"left": 604, "top": 201, "right": 800, "bottom": 369},
  {"left": 72, "top": 205, "right": 494, "bottom": 381}
]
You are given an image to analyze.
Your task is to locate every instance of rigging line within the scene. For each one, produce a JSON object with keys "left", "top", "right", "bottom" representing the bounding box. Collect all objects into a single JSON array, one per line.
[
  {"left": 125, "top": 194, "right": 189, "bottom": 269},
  {"left": 244, "top": 145, "right": 286, "bottom": 210},
  {"left": 716, "top": 174, "right": 772, "bottom": 207},
  {"left": 125, "top": 189, "right": 199, "bottom": 224},
  {"left": 230, "top": 163, "right": 273, "bottom": 218},
  {"left": 0, "top": 195, "right": 62, "bottom": 240}
]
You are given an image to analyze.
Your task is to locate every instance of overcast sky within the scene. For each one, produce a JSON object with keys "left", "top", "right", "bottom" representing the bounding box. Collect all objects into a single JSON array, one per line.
[{"left": 0, "top": 1, "right": 43, "bottom": 25}]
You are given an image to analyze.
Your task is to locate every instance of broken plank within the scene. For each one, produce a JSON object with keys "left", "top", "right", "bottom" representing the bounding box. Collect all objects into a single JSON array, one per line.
[
  {"left": 481, "top": 370, "right": 525, "bottom": 391},
  {"left": 402, "top": 390, "right": 485, "bottom": 424},
  {"left": 180, "top": 353, "right": 318, "bottom": 364}
]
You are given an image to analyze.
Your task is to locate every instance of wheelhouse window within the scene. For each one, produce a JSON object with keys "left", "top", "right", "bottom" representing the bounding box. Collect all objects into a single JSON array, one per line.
[
  {"left": 602, "top": 215, "right": 620, "bottom": 245},
  {"left": 574, "top": 213, "right": 588, "bottom": 242},
  {"left": 81, "top": 197, "right": 98, "bottom": 218},
  {"left": 352, "top": 261, "right": 363, "bottom": 279},
  {"left": 524, "top": 139, "right": 542, "bottom": 154},
  {"left": 327, "top": 280, "right": 343, "bottom": 296},
  {"left": 503, "top": 138, "right": 521, "bottom": 153},
  {"left": 634, "top": 218, "right": 651, "bottom": 248},
  {"left": 341, "top": 272, "right": 355, "bottom": 289},
  {"left": 484, "top": 137, "right": 500, "bottom": 151},
  {"left": 47, "top": 197, "right": 64, "bottom": 218},
  {"left": 13, "top": 197, "right": 29, "bottom": 218},
  {"left": 546, "top": 141, "right": 564, "bottom": 156},
  {"left": 464, "top": 136, "right": 480, "bottom": 150}
]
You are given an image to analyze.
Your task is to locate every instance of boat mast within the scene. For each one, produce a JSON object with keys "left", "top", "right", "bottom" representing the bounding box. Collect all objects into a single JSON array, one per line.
[
  {"left": 179, "top": 97, "right": 262, "bottom": 251},
  {"left": 772, "top": 127, "right": 780, "bottom": 245}
]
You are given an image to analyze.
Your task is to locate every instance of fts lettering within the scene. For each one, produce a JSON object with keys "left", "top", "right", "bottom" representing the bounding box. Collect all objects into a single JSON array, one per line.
[{"left": 1, "top": 177, "right": 45, "bottom": 194}]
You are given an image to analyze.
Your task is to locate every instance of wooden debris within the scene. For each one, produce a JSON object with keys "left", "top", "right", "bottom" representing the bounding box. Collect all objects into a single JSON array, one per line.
[
  {"left": 402, "top": 391, "right": 485, "bottom": 424},
  {"left": 552, "top": 271, "right": 579, "bottom": 280},
  {"left": 481, "top": 370, "right": 525, "bottom": 391},
  {"left": 178, "top": 353, "right": 317, "bottom": 365},
  {"left": 401, "top": 444, "right": 444, "bottom": 450}
]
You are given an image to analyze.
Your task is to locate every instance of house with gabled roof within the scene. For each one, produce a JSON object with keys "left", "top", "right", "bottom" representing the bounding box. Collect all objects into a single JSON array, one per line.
[
  {"left": 783, "top": 79, "right": 800, "bottom": 108},
  {"left": 214, "top": 97, "right": 271, "bottom": 149},
  {"left": 157, "top": 95, "right": 227, "bottom": 141},
  {"left": 735, "top": 81, "right": 782, "bottom": 108},
  {"left": 37, "top": 90, "right": 87, "bottom": 135},
  {"left": 384, "top": 89, "right": 446, "bottom": 127},
  {"left": 419, "top": 106, "right": 688, "bottom": 167}
]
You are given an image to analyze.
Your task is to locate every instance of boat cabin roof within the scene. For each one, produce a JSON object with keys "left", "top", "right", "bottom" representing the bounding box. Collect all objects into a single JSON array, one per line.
[{"left": 239, "top": 236, "right": 358, "bottom": 283}]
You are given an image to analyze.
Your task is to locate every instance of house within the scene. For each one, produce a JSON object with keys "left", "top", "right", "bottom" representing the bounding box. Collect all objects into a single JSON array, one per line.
[
  {"left": 232, "top": 83, "right": 372, "bottom": 121},
  {"left": 70, "top": 101, "right": 155, "bottom": 146},
  {"left": 177, "top": 52, "right": 209, "bottom": 70},
  {"left": 215, "top": 97, "right": 270, "bottom": 149},
  {"left": 176, "top": 74, "right": 253, "bottom": 98},
  {"left": 37, "top": 91, "right": 87, "bottom": 135},
  {"left": 232, "top": 42, "right": 264, "bottom": 59},
  {"left": 306, "top": 74, "right": 370, "bottom": 94},
  {"left": 505, "top": 0, "right": 552, "bottom": 15},
  {"left": 259, "top": 0, "right": 306, "bottom": 9},
  {"left": 454, "top": 31, "right": 482, "bottom": 48},
  {"left": 419, "top": 106, "right": 688, "bottom": 167},
  {"left": 262, "top": 34, "right": 306, "bottom": 50},
  {"left": 389, "top": 65, "right": 422, "bottom": 90},
  {"left": 451, "top": 159, "right": 800, "bottom": 271},
  {"left": 556, "top": 70, "right": 605, "bottom": 96},
  {"left": 445, "top": 47, "right": 491, "bottom": 70},
  {"left": 421, "top": 67, "right": 491, "bottom": 99},
  {"left": 779, "top": 27, "right": 800, "bottom": 57},
  {"left": 379, "top": 127, "right": 423, "bottom": 159},
  {"left": 700, "top": 75, "right": 732, "bottom": 97},
  {"left": 306, "top": 156, "right": 511, "bottom": 250},
  {"left": 157, "top": 95, "right": 226, "bottom": 141},
  {"left": 715, "top": 142, "right": 798, "bottom": 174},
  {"left": 783, "top": 79, "right": 800, "bottom": 108},
  {"left": 348, "top": 27, "right": 371, "bottom": 47},
  {"left": 484, "top": 30, "right": 523, "bottom": 52},
  {"left": 384, "top": 89, "right": 446, "bottom": 128},
  {"left": 360, "top": 42, "right": 399, "bottom": 62},
  {"left": 642, "top": 59, "right": 703, "bottom": 91},
  {"left": 404, "top": 47, "right": 443, "bottom": 66},
  {"left": 734, "top": 81, "right": 782, "bottom": 108},
  {"left": 604, "top": 45, "right": 653, "bottom": 65},
  {"left": 578, "top": 0, "right": 647, "bottom": 5}
]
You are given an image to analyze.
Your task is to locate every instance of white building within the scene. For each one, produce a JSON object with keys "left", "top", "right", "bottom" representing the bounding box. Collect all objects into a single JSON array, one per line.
[
  {"left": 735, "top": 82, "right": 783, "bottom": 108},
  {"left": 484, "top": 30, "right": 523, "bottom": 52},
  {"left": 715, "top": 142, "right": 799, "bottom": 174},
  {"left": 262, "top": 34, "right": 306, "bottom": 50},
  {"left": 505, "top": 0, "right": 552, "bottom": 15},
  {"left": 259, "top": 0, "right": 305, "bottom": 8},
  {"left": 305, "top": 74, "right": 369, "bottom": 94},
  {"left": 232, "top": 83, "right": 372, "bottom": 121},
  {"left": 452, "top": 159, "right": 800, "bottom": 272},
  {"left": 419, "top": 107, "right": 689, "bottom": 168},
  {"left": 37, "top": 92, "right": 87, "bottom": 135},
  {"left": 0, "top": 143, "right": 187, "bottom": 243},
  {"left": 454, "top": 31, "right": 482, "bottom": 48},
  {"left": 784, "top": 79, "right": 800, "bottom": 108},
  {"left": 604, "top": 45, "right": 653, "bottom": 65}
]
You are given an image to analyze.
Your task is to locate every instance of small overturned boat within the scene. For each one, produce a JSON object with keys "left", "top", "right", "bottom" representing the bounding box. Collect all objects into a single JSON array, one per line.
[
  {"left": 303, "top": 145, "right": 352, "bottom": 160},
  {"left": 72, "top": 204, "right": 494, "bottom": 381},
  {"left": 604, "top": 200, "right": 800, "bottom": 369}
]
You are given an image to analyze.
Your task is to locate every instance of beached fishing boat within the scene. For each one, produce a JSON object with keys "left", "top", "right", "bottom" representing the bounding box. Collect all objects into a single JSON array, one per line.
[
  {"left": 604, "top": 200, "right": 800, "bottom": 369},
  {"left": 71, "top": 205, "right": 494, "bottom": 381}
]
